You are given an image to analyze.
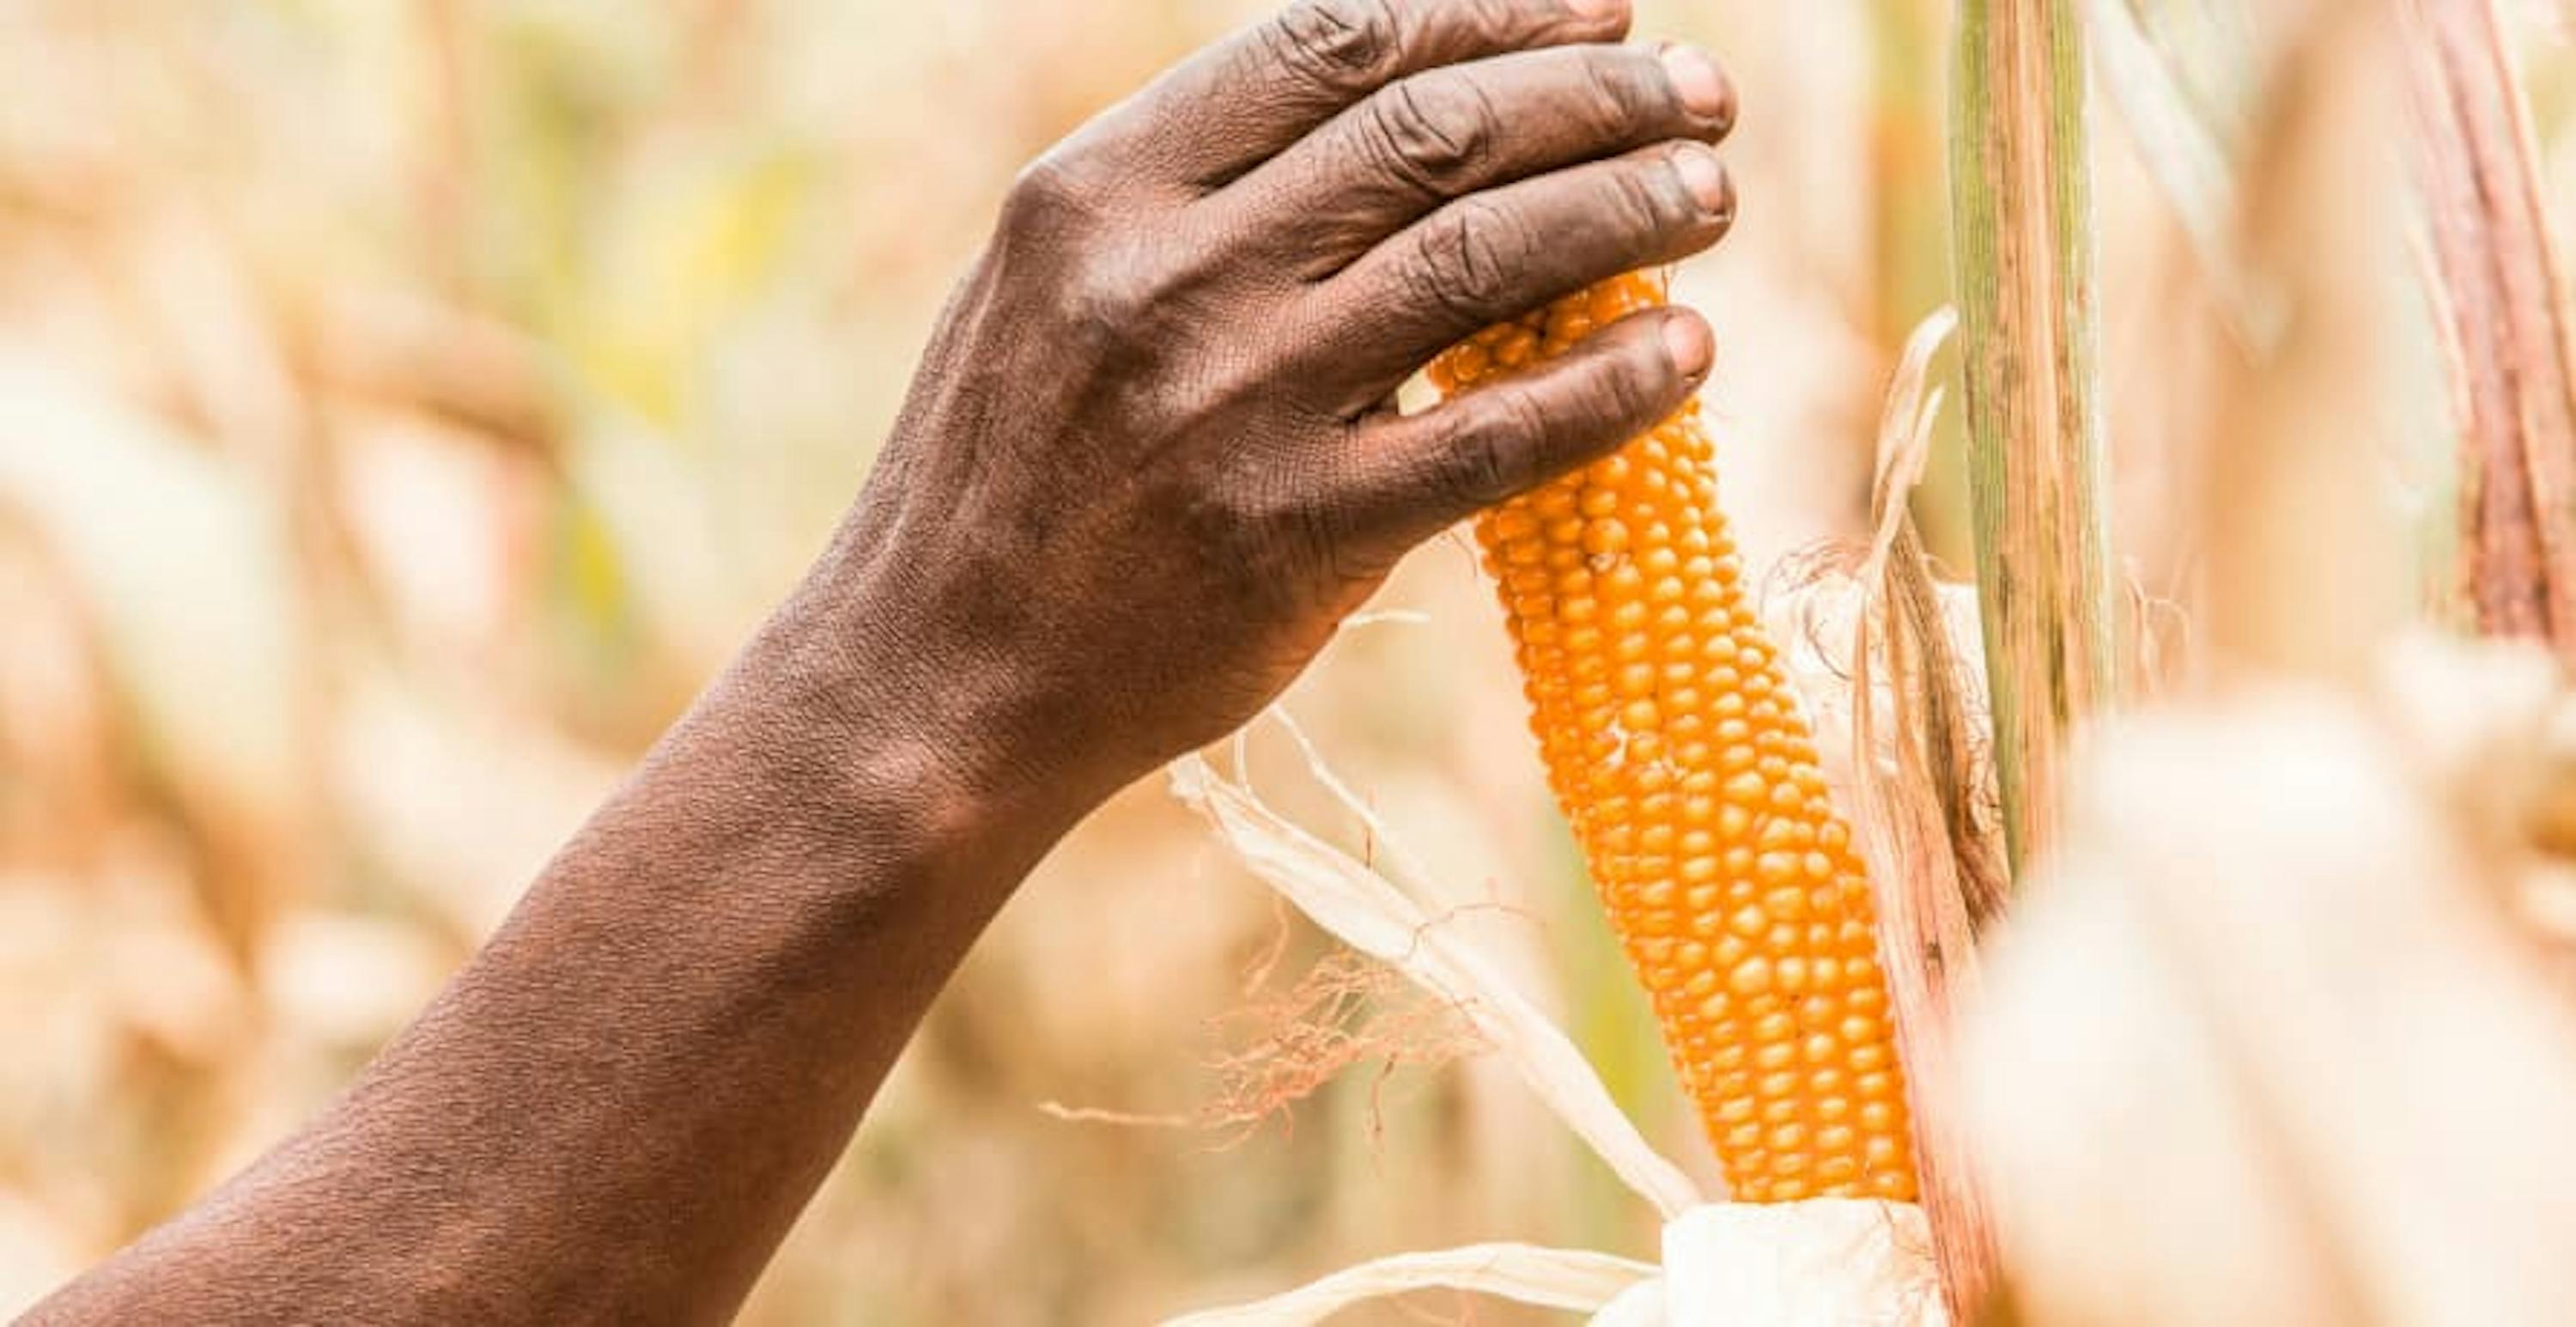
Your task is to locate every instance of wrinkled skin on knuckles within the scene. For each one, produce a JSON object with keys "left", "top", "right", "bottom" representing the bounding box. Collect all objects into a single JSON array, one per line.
[{"left": 825, "top": 0, "right": 1741, "bottom": 804}]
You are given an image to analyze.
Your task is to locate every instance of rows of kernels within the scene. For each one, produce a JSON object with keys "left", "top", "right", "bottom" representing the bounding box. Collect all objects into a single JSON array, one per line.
[{"left": 1430, "top": 274, "right": 1917, "bottom": 1204}]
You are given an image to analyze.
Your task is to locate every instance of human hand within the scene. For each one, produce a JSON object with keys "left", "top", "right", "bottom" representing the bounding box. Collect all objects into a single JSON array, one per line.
[{"left": 824, "top": 0, "right": 1738, "bottom": 813}]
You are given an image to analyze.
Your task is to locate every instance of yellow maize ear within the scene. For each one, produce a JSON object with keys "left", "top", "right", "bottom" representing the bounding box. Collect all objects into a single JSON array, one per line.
[{"left": 1430, "top": 273, "right": 1917, "bottom": 1204}]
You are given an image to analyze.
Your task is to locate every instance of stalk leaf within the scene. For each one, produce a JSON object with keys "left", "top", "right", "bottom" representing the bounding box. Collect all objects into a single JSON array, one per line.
[
  {"left": 1947, "top": 0, "right": 2118, "bottom": 873},
  {"left": 2400, "top": 0, "right": 2576, "bottom": 664},
  {"left": 2200, "top": 0, "right": 2411, "bottom": 682},
  {"left": 2081, "top": 0, "right": 2267, "bottom": 336}
]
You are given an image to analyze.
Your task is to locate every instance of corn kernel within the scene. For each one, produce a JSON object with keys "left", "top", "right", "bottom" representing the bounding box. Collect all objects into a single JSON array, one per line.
[{"left": 1435, "top": 271, "right": 1917, "bottom": 1205}]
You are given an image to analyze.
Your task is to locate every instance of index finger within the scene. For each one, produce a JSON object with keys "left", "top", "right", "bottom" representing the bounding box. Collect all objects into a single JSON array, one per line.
[{"left": 1092, "top": 0, "right": 1632, "bottom": 191}]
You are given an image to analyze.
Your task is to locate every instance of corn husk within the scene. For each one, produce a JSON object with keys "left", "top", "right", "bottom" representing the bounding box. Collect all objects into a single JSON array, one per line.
[
  {"left": 1160, "top": 1244, "right": 1657, "bottom": 1327},
  {"left": 1166, "top": 743, "right": 1943, "bottom": 1325},
  {"left": 1764, "top": 306, "right": 2008, "bottom": 1323},
  {"left": 1658, "top": 1202, "right": 1941, "bottom": 1326},
  {"left": 1168, "top": 752, "right": 1701, "bottom": 1220},
  {"left": 1161, "top": 1203, "right": 1941, "bottom": 1327}
]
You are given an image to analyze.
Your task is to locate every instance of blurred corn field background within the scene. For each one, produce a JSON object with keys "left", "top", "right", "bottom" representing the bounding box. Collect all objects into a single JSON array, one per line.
[{"left": 11, "top": 0, "right": 2576, "bottom": 1324}]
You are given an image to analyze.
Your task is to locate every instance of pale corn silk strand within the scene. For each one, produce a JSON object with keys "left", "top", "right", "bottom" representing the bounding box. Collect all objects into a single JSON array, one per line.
[{"left": 1430, "top": 273, "right": 1920, "bottom": 1204}]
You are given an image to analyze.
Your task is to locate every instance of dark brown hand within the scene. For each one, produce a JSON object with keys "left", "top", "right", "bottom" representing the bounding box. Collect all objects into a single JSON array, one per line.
[{"left": 843, "top": 0, "right": 1737, "bottom": 812}]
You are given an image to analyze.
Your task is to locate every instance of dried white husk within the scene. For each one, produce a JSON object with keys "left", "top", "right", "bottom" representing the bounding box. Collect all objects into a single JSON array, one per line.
[{"left": 1165, "top": 744, "right": 1942, "bottom": 1325}]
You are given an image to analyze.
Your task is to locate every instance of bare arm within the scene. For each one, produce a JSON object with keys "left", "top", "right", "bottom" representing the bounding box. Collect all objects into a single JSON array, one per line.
[{"left": 31, "top": 1, "right": 1735, "bottom": 1320}]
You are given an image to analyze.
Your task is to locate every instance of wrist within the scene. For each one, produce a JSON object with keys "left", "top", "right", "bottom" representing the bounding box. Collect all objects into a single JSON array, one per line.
[{"left": 716, "top": 566, "right": 1109, "bottom": 880}]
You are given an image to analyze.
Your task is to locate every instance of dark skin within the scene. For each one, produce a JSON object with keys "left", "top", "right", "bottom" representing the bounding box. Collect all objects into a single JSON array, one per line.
[{"left": 31, "top": 1, "right": 1735, "bottom": 1320}]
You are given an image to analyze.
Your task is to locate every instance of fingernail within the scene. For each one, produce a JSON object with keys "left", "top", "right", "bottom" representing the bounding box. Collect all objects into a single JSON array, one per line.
[
  {"left": 1660, "top": 45, "right": 1732, "bottom": 120},
  {"left": 1564, "top": 0, "right": 1628, "bottom": 21},
  {"left": 1672, "top": 143, "right": 1730, "bottom": 216},
  {"left": 1662, "top": 313, "right": 1714, "bottom": 378}
]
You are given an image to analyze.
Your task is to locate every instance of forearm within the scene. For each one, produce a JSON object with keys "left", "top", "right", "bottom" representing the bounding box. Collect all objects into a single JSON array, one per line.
[{"left": 32, "top": 571, "right": 1083, "bottom": 1324}]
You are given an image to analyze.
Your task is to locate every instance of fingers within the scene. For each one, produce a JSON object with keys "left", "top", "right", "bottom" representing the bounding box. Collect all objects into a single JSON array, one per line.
[
  {"left": 1093, "top": 0, "right": 1631, "bottom": 189},
  {"left": 1302, "top": 142, "right": 1735, "bottom": 411},
  {"left": 1223, "top": 41, "right": 1735, "bottom": 277},
  {"left": 1327, "top": 307, "right": 1712, "bottom": 556}
]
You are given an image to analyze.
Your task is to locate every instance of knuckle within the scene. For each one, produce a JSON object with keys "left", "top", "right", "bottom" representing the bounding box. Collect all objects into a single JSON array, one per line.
[
  {"left": 999, "top": 153, "right": 1103, "bottom": 240},
  {"left": 1057, "top": 248, "right": 1174, "bottom": 352},
  {"left": 1176, "top": 475, "right": 1249, "bottom": 558},
  {"left": 1437, "top": 405, "right": 1532, "bottom": 507},
  {"left": 1170, "top": 490, "right": 1255, "bottom": 600},
  {"left": 1590, "top": 350, "right": 1656, "bottom": 423},
  {"left": 1409, "top": 199, "right": 1525, "bottom": 318},
  {"left": 1265, "top": 0, "right": 1401, "bottom": 92},
  {"left": 1583, "top": 50, "right": 1664, "bottom": 131},
  {"left": 1459, "top": 0, "right": 1534, "bottom": 41},
  {"left": 1189, "top": 463, "right": 1328, "bottom": 591},
  {"left": 1609, "top": 161, "right": 1682, "bottom": 234},
  {"left": 1308, "top": 500, "right": 1388, "bottom": 587},
  {"left": 1365, "top": 76, "right": 1495, "bottom": 194},
  {"left": 1267, "top": 476, "right": 1364, "bottom": 584}
]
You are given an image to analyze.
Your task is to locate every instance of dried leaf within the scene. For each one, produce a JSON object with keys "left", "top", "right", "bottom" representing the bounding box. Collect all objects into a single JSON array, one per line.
[
  {"left": 1843, "top": 308, "right": 2003, "bottom": 1324},
  {"left": 1159, "top": 1243, "right": 1657, "bottom": 1327},
  {"left": 2401, "top": 0, "right": 2576, "bottom": 660},
  {"left": 0, "top": 357, "right": 307, "bottom": 954},
  {"left": 1170, "top": 754, "right": 1704, "bottom": 1218},
  {"left": 2081, "top": 0, "right": 2267, "bottom": 334}
]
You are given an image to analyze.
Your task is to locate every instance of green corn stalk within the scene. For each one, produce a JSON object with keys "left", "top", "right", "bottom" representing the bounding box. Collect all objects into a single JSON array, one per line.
[{"left": 1947, "top": 0, "right": 2117, "bottom": 875}]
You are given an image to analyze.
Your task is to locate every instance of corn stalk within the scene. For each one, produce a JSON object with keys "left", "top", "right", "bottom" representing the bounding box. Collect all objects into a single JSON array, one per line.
[
  {"left": 1948, "top": 0, "right": 2117, "bottom": 874},
  {"left": 2399, "top": 0, "right": 2576, "bottom": 667}
]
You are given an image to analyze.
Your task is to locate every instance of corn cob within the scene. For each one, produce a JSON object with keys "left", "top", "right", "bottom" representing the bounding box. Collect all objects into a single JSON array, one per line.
[{"left": 1429, "top": 273, "right": 1917, "bottom": 1204}]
